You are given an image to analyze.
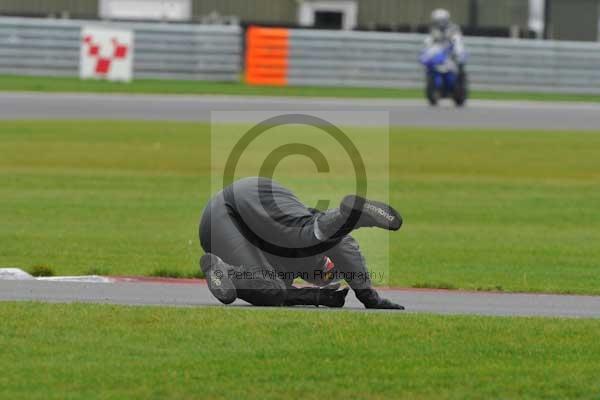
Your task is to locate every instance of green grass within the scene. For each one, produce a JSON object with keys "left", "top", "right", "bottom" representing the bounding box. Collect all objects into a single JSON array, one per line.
[
  {"left": 2, "top": 74, "right": 600, "bottom": 102},
  {"left": 1, "top": 302, "right": 599, "bottom": 400},
  {"left": 27, "top": 265, "right": 55, "bottom": 277},
  {"left": 149, "top": 268, "right": 203, "bottom": 279},
  {"left": 1, "top": 120, "right": 599, "bottom": 294}
]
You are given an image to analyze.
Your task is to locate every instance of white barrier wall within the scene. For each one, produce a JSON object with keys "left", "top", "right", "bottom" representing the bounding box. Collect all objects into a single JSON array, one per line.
[
  {"left": 287, "top": 29, "right": 600, "bottom": 94},
  {"left": 0, "top": 17, "right": 241, "bottom": 81},
  {"left": 2, "top": 16, "right": 600, "bottom": 94}
]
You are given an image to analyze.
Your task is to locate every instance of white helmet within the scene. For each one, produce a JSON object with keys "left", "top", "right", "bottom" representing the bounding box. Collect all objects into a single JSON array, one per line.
[{"left": 431, "top": 8, "right": 451, "bottom": 30}]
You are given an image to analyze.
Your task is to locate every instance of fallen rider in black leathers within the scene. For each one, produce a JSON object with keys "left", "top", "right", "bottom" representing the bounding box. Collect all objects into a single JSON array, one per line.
[{"left": 199, "top": 177, "right": 404, "bottom": 309}]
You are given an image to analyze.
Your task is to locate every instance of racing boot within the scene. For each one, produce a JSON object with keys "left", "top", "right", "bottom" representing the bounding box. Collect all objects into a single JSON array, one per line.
[
  {"left": 316, "top": 195, "right": 402, "bottom": 240},
  {"left": 200, "top": 253, "right": 237, "bottom": 305}
]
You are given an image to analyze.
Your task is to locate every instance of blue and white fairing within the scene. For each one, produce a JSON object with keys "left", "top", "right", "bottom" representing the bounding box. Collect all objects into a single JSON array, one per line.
[{"left": 419, "top": 42, "right": 466, "bottom": 92}]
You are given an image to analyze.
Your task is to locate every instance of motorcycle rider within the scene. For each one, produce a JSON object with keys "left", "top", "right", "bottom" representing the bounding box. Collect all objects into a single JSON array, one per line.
[
  {"left": 425, "top": 8, "right": 466, "bottom": 73},
  {"left": 199, "top": 177, "right": 405, "bottom": 310}
]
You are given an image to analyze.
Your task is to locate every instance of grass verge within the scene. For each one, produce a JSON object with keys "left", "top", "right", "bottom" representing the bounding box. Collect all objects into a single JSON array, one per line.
[
  {"left": 2, "top": 74, "right": 600, "bottom": 102},
  {"left": 1, "top": 121, "right": 599, "bottom": 293},
  {"left": 27, "top": 265, "right": 55, "bottom": 277},
  {"left": 149, "top": 268, "right": 203, "bottom": 279},
  {"left": 1, "top": 302, "right": 599, "bottom": 400}
]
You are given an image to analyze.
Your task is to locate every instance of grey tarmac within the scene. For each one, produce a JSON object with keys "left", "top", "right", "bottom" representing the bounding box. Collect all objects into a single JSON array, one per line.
[
  {"left": 2, "top": 92, "right": 600, "bottom": 129},
  {"left": 1, "top": 279, "right": 599, "bottom": 318}
]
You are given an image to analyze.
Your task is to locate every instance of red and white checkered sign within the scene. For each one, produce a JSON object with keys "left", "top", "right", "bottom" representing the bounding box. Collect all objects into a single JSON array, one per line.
[{"left": 80, "top": 26, "right": 133, "bottom": 82}]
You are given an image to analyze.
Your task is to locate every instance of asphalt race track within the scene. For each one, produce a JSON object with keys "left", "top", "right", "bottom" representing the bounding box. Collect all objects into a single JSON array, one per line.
[
  {"left": 2, "top": 91, "right": 600, "bottom": 316},
  {"left": 1, "top": 279, "right": 600, "bottom": 318},
  {"left": 2, "top": 92, "right": 600, "bottom": 129}
]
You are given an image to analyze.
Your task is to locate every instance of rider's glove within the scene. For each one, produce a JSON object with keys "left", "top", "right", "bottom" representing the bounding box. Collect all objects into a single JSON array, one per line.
[{"left": 355, "top": 288, "right": 405, "bottom": 310}]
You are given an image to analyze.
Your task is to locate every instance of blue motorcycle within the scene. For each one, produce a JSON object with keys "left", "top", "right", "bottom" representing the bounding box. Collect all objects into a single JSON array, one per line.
[{"left": 419, "top": 43, "right": 467, "bottom": 107}]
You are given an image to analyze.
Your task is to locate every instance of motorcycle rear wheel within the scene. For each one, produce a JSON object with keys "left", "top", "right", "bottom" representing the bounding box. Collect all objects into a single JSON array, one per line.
[
  {"left": 426, "top": 73, "right": 439, "bottom": 106},
  {"left": 453, "top": 70, "right": 468, "bottom": 107}
]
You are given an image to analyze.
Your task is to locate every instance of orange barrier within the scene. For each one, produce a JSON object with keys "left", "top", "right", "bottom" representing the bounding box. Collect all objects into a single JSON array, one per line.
[{"left": 245, "top": 26, "right": 289, "bottom": 86}]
